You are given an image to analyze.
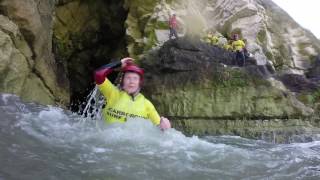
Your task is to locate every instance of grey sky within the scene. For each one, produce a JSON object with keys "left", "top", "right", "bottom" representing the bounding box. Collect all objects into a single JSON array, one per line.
[{"left": 272, "top": 0, "right": 320, "bottom": 38}]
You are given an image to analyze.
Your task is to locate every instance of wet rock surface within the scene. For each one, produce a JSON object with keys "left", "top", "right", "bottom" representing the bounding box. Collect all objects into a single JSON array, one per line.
[{"left": 141, "top": 38, "right": 320, "bottom": 142}]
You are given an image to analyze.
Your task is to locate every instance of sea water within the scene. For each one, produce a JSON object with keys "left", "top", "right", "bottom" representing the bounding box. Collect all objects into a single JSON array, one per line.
[{"left": 0, "top": 93, "right": 320, "bottom": 180}]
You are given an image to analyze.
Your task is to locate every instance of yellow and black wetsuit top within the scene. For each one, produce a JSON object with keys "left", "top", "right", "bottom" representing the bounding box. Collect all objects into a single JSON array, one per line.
[
  {"left": 232, "top": 40, "right": 246, "bottom": 51},
  {"left": 223, "top": 43, "right": 233, "bottom": 51},
  {"left": 204, "top": 34, "right": 219, "bottom": 45},
  {"left": 98, "top": 78, "right": 160, "bottom": 125}
]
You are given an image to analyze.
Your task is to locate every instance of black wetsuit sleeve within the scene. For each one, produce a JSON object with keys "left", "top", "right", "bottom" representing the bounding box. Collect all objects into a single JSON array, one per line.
[{"left": 96, "top": 60, "right": 122, "bottom": 71}]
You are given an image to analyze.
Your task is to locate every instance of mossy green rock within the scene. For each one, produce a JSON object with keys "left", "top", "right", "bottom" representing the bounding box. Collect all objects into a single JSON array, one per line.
[
  {"left": 0, "top": 15, "right": 57, "bottom": 105},
  {"left": 54, "top": 0, "right": 100, "bottom": 60},
  {"left": 141, "top": 38, "right": 319, "bottom": 142},
  {"left": 0, "top": 0, "right": 69, "bottom": 106},
  {"left": 124, "top": 0, "right": 178, "bottom": 58},
  {"left": 173, "top": 118, "right": 320, "bottom": 143},
  {"left": 53, "top": 0, "right": 128, "bottom": 107},
  {"left": 146, "top": 67, "right": 310, "bottom": 119}
]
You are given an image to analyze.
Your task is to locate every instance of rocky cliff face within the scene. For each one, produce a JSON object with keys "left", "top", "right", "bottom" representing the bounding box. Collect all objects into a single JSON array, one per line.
[
  {"left": 125, "top": 0, "right": 320, "bottom": 72},
  {"left": 141, "top": 38, "right": 319, "bottom": 142},
  {"left": 0, "top": 0, "right": 128, "bottom": 108},
  {"left": 0, "top": 0, "right": 319, "bottom": 142},
  {"left": 53, "top": 0, "right": 128, "bottom": 110},
  {"left": 1, "top": 0, "right": 318, "bottom": 106},
  {"left": 0, "top": 0, "right": 69, "bottom": 105},
  {"left": 124, "top": 0, "right": 320, "bottom": 142}
]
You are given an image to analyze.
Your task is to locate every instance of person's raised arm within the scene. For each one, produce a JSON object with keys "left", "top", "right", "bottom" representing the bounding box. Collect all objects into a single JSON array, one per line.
[
  {"left": 94, "top": 57, "right": 134, "bottom": 85},
  {"left": 94, "top": 57, "right": 134, "bottom": 100}
]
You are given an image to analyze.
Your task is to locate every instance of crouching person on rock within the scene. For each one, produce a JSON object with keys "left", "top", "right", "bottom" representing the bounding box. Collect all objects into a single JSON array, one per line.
[{"left": 94, "top": 57, "right": 171, "bottom": 130}]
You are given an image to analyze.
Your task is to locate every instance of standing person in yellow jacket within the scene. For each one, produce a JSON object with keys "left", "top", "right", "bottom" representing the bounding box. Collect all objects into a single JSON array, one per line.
[
  {"left": 232, "top": 34, "right": 246, "bottom": 66},
  {"left": 94, "top": 57, "right": 171, "bottom": 130}
]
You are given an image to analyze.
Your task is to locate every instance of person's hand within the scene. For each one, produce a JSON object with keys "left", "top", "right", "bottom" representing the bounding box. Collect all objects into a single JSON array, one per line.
[
  {"left": 160, "top": 117, "right": 171, "bottom": 130},
  {"left": 121, "top": 57, "right": 134, "bottom": 68}
]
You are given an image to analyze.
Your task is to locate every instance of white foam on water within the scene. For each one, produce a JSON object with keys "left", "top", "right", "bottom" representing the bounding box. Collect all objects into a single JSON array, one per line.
[
  {"left": 1, "top": 93, "right": 13, "bottom": 104},
  {"left": 2, "top": 93, "right": 320, "bottom": 179},
  {"left": 17, "top": 104, "right": 225, "bottom": 158}
]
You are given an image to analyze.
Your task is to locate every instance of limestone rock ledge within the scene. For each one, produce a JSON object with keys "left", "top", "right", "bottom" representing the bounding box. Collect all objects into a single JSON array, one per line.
[{"left": 141, "top": 38, "right": 320, "bottom": 143}]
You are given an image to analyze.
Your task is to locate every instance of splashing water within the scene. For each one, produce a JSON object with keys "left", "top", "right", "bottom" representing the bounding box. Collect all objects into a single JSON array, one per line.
[
  {"left": 169, "top": 0, "right": 213, "bottom": 38},
  {"left": 1, "top": 93, "right": 320, "bottom": 179},
  {"left": 181, "top": 0, "right": 208, "bottom": 37},
  {"left": 78, "top": 86, "right": 105, "bottom": 127}
]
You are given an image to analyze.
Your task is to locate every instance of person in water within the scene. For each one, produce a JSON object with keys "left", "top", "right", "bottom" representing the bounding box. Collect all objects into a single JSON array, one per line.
[{"left": 94, "top": 57, "right": 171, "bottom": 130}]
